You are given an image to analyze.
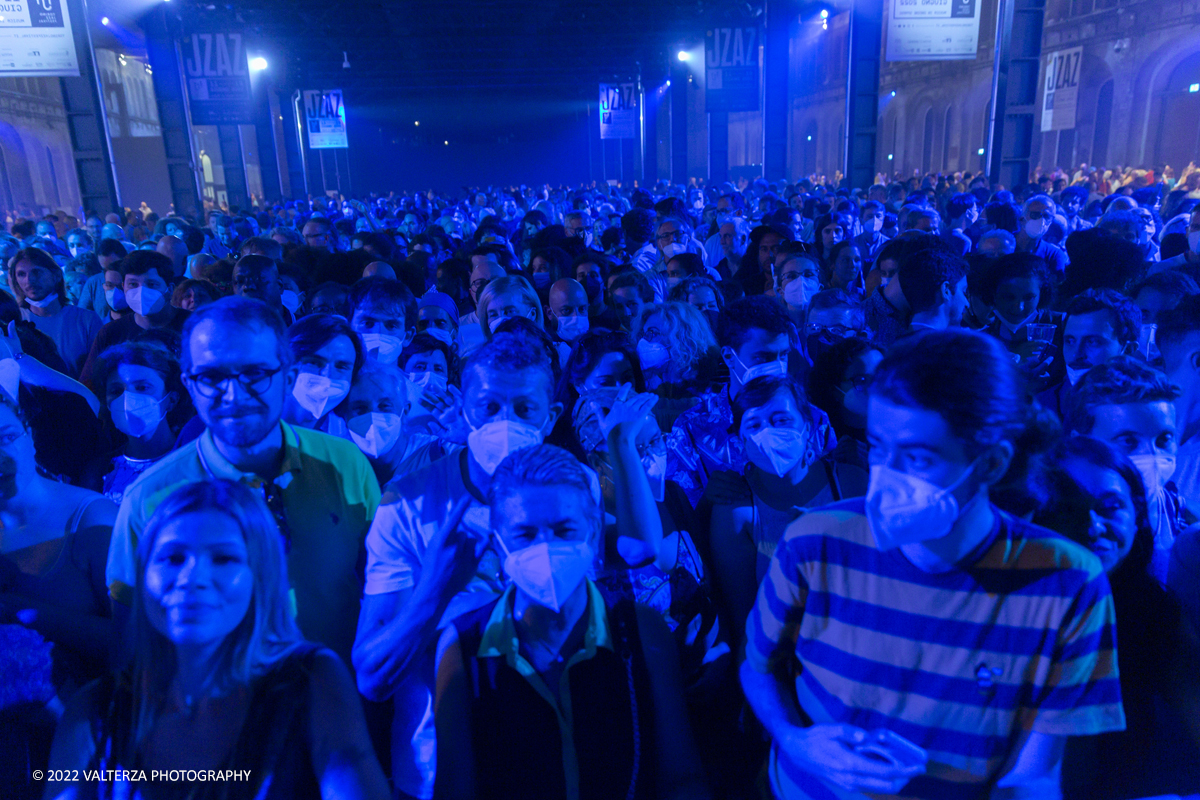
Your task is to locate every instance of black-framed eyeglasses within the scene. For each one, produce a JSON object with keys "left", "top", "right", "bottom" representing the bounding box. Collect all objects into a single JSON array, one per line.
[
  {"left": 470, "top": 279, "right": 491, "bottom": 293},
  {"left": 656, "top": 230, "right": 685, "bottom": 244},
  {"left": 186, "top": 365, "right": 283, "bottom": 398}
]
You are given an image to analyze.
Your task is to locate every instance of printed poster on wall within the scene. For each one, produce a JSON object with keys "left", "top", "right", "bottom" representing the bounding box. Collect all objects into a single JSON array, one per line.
[
  {"left": 886, "top": 0, "right": 982, "bottom": 61},
  {"left": 705, "top": 26, "right": 759, "bottom": 112},
  {"left": 183, "top": 32, "right": 253, "bottom": 125},
  {"left": 0, "top": 0, "right": 79, "bottom": 77},
  {"left": 599, "top": 82, "right": 638, "bottom": 140},
  {"left": 1040, "top": 47, "right": 1082, "bottom": 132},
  {"left": 303, "top": 89, "right": 348, "bottom": 149}
]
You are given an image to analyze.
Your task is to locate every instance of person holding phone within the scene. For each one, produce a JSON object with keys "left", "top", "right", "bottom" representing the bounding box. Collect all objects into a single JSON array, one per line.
[{"left": 741, "top": 329, "right": 1125, "bottom": 799}]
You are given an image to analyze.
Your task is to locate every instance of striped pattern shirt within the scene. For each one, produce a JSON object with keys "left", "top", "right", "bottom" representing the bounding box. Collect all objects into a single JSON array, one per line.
[{"left": 746, "top": 498, "right": 1125, "bottom": 800}]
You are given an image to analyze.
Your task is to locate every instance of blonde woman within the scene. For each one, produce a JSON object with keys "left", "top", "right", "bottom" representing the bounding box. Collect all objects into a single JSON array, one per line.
[
  {"left": 45, "top": 480, "right": 388, "bottom": 800},
  {"left": 476, "top": 274, "right": 544, "bottom": 338},
  {"left": 632, "top": 301, "right": 721, "bottom": 430}
]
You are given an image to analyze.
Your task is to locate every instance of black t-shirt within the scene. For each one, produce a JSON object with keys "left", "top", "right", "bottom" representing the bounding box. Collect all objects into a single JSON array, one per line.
[{"left": 79, "top": 309, "right": 190, "bottom": 390}]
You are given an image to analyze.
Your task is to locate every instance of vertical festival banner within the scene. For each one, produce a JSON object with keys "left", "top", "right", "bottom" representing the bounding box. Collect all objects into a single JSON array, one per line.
[
  {"left": 1040, "top": 47, "right": 1083, "bottom": 132},
  {"left": 599, "top": 82, "right": 638, "bottom": 140},
  {"left": 705, "top": 26, "right": 760, "bottom": 112},
  {"left": 303, "top": 89, "right": 348, "bottom": 148},
  {"left": 182, "top": 31, "right": 253, "bottom": 124}
]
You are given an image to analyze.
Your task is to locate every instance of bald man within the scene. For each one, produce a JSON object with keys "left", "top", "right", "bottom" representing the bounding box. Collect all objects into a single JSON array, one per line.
[
  {"left": 548, "top": 278, "right": 591, "bottom": 344},
  {"left": 364, "top": 261, "right": 397, "bottom": 280},
  {"left": 156, "top": 234, "right": 189, "bottom": 280},
  {"left": 100, "top": 223, "right": 125, "bottom": 242}
]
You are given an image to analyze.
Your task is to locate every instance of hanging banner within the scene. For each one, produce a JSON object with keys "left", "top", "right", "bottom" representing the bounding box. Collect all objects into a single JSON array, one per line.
[
  {"left": 183, "top": 32, "right": 253, "bottom": 125},
  {"left": 303, "top": 89, "right": 348, "bottom": 148},
  {"left": 0, "top": 0, "right": 79, "bottom": 76},
  {"left": 599, "top": 82, "right": 638, "bottom": 140},
  {"left": 886, "top": 0, "right": 982, "bottom": 61},
  {"left": 1040, "top": 47, "right": 1082, "bottom": 132},
  {"left": 705, "top": 26, "right": 760, "bottom": 112}
]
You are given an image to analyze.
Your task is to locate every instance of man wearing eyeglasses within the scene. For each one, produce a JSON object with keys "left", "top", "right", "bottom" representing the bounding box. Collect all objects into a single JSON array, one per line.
[
  {"left": 461, "top": 256, "right": 505, "bottom": 327},
  {"left": 302, "top": 215, "right": 338, "bottom": 253},
  {"left": 104, "top": 296, "right": 381, "bottom": 667},
  {"left": 1016, "top": 195, "right": 1070, "bottom": 275}
]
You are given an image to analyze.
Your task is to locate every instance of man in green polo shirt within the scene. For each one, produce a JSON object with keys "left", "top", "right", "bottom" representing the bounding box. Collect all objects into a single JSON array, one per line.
[{"left": 105, "top": 296, "right": 381, "bottom": 665}]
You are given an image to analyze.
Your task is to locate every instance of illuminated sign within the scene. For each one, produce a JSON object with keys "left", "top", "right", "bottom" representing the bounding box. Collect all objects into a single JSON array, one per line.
[
  {"left": 0, "top": 0, "right": 79, "bottom": 77},
  {"left": 304, "top": 89, "right": 348, "bottom": 149}
]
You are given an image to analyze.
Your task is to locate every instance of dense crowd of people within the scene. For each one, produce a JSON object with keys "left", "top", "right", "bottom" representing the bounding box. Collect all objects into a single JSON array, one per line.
[{"left": 2, "top": 163, "right": 1200, "bottom": 800}]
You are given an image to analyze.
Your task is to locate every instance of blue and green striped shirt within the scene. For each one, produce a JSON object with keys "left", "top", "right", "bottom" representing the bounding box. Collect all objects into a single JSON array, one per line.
[{"left": 746, "top": 499, "right": 1125, "bottom": 800}]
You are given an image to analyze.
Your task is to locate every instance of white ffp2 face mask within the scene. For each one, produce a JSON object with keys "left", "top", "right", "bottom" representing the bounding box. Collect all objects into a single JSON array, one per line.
[
  {"left": 642, "top": 451, "right": 667, "bottom": 502},
  {"left": 747, "top": 426, "right": 807, "bottom": 477},
  {"left": 733, "top": 352, "right": 788, "bottom": 383},
  {"left": 865, "top": 462, "right": 977, "bottom": 550},
  {"left": 499, "top": 539, "right": 594, "bottom": 612},
  {"left": 347, "top": 412, "right": 404, "bottom": 458},
  {"left": 466, "top": 418, "right": 545, "bottom": 475},
  {"left": 25, "top": 292, "right": 58, "bottom": 309},
  {"left": 636, "top": 338, "right": 670, "bottom": 370},
  {"left": 291, "top": 372, "right": 350, "bottom": 420},
  {"left": 360, "top": 332, "right": 404, "bottom": 366},
  {"left": 556, "top": 314, "right": 589, "bottom": 342},
  {"left": 125, "top": 286, "right": 165, "bottom": 316},
  {"left": 1129, "top": 453, "right": 1176, "bottom": 499},
  {"left": 110, "top": 391, "right": 167, "bottom": 438}
]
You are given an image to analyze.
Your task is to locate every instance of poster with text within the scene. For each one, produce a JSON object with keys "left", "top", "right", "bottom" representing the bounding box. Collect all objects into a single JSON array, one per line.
[
  {"left": 599, "top": 82, "right": 638, "bottom": 140},
  {"left": 1040, "top": 47, "right": 1082, "bottom": 132},
  {"left": 183, "top": 32, "right": 253, "bottom": 125},
  {"left": 0, "top": 0, "right": 79, "bottom": 77},
  {"left": 304, "top": 89, "right": 348, "bottom": 149},
  {"left": 886, "top": 0, "right": 982, "bottom": 61},
  {"left": 705, "top": 26, "right": 759, "bottom": 112}
]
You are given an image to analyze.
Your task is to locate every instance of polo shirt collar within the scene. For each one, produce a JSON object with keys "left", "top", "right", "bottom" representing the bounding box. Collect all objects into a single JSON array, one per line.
[
  {"left": 477, "top": 580, "right": 611, "bottom": 662},
  {"left": 196, "top": 421, "right": 303, "bottom": 485}
]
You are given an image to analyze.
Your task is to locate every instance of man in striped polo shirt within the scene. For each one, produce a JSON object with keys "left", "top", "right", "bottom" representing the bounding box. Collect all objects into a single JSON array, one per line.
[{"left": 742, "top": 329, "right": 1125, "bottom": 800}]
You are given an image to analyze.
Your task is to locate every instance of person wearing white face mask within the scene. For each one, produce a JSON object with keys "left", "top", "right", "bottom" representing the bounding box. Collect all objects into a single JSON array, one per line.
[
  {"left": 349, "top": 276, "right": 417, "bottom": 369},
  {"left": 710, "top": 375, "right": 866, "bottom": 646},
  {"left": 79, "top": 251, "right": 188, "bottom": 391},
  {"left": 400, "top": 333, "right": 462, "bottom": 437},
  {"left": 9, "top": 247, "right": 101, "bottom": 378},
  {"left": 477, "top": 275, "right": 543, "bottom": 340},
  {"left": 415, "top": 290, "right": 460, "bottom": 351},
  {"left": 546, "top": 277, "right": 590, "bottom": 364},
  {"left": 773, "top": 246, "right": 822, "bottom": 323},
  {"left": 632, "top": 301, "right": 721, "bottom": 430},
  {"left": 742, "top": 329, "right": 1124, "bottom": 800},
  {"left": 1065, "top": 356, "right": 1193, "bottom": 582},
  {"left": 342, "top": 360, "right": 453, "bottom": 486},
  {"left": 433, "top": 444, "right": 707, "bottom": 800},
  {"left": 1015, "top": 194, "right": 1070, "bottom": 275},
  {"left": 356, "top": 332, "right": 587, "bottom": 798},
  {"left": 282, "top": 314, "right": 362, "bottom": 436},
  {"left": 653, "top": 216, "right": 697, "bottom": 273},
  {"left": 668, "top": 296, "right": 837, "bottom": 509},
  {"left": 91, "top": 341, "right": 186, "bottom": 504}
]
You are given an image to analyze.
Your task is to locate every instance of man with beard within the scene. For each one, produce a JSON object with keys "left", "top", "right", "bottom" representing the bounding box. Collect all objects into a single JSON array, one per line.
[{"left": 104, "top": 296, "right": 380, "bottom": 665}]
